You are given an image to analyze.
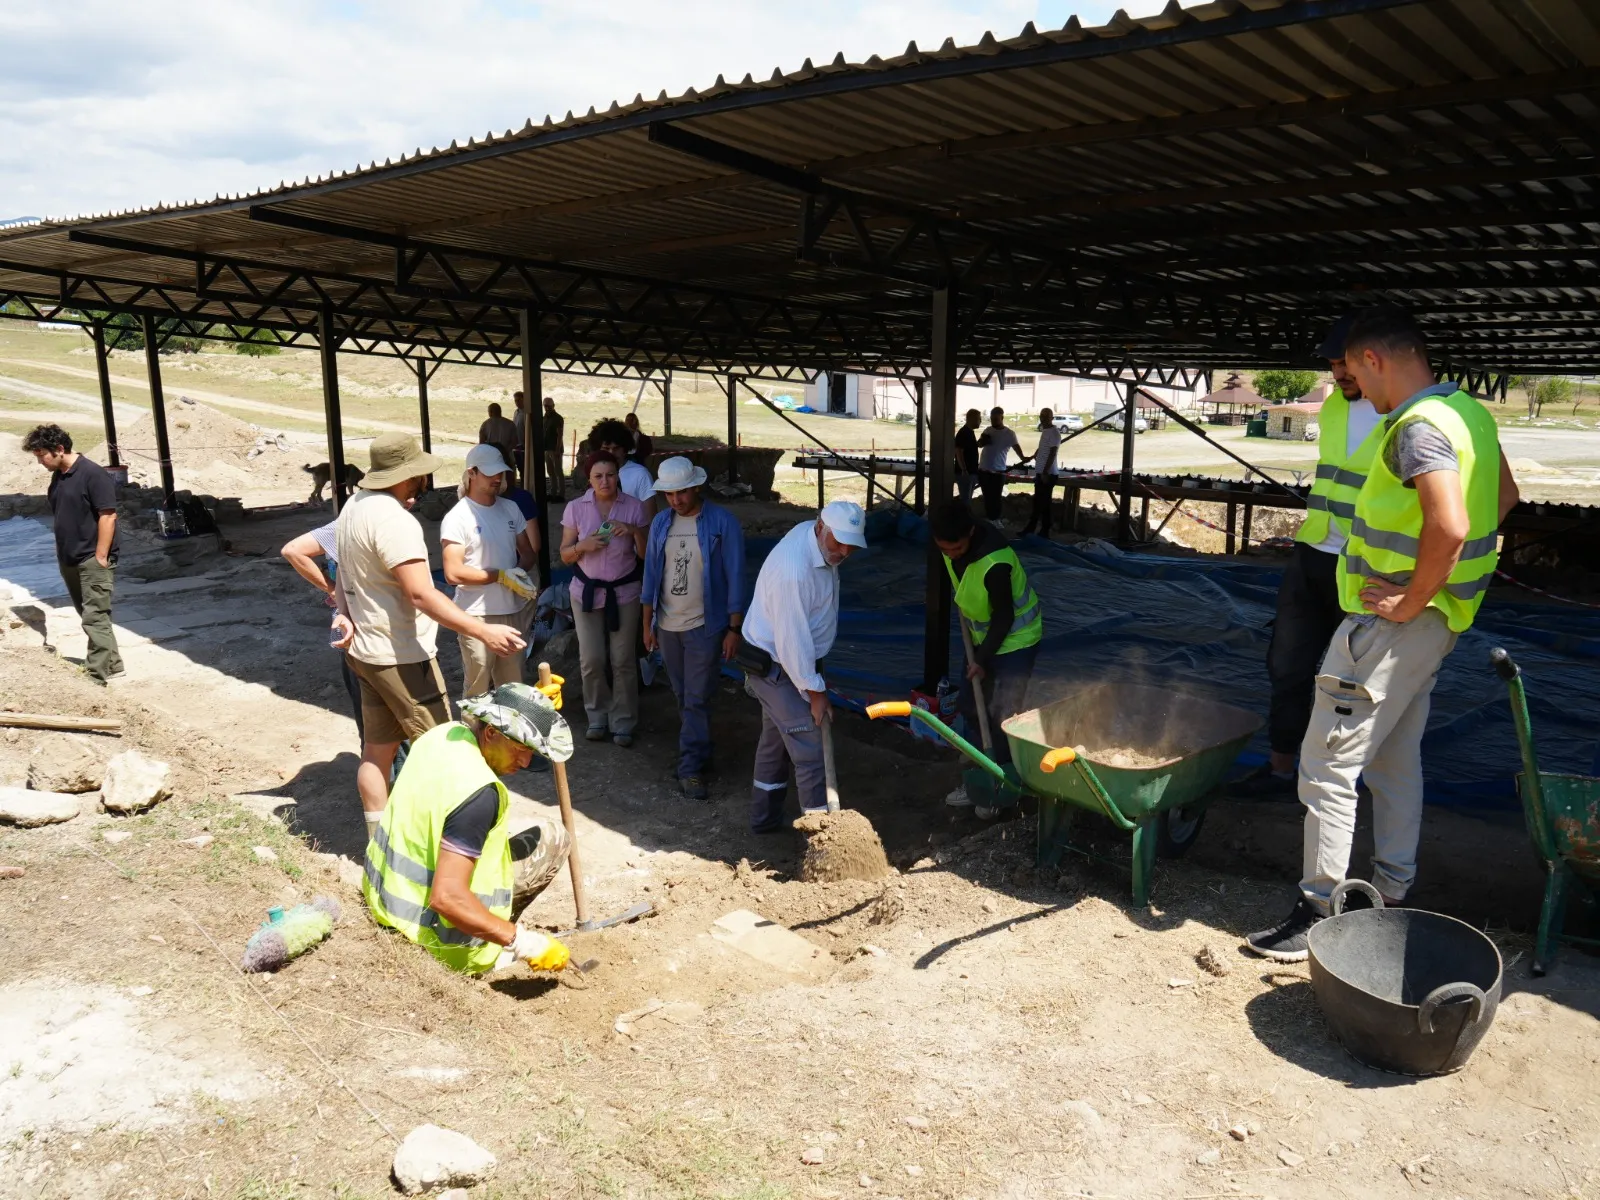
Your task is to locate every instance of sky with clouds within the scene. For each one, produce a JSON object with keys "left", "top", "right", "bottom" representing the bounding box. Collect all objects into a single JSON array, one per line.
[{"left": 1, "top": 0, "right": 1140, "bottom": 223}]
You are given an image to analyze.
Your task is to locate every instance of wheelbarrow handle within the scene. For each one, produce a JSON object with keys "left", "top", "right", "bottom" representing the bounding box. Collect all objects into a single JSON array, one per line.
[
  {"left": 1489, "top": 647, "right": 1520, "bottom": 681},
  {"left": 1039, "top": 747, "right": 1077, "bottom": 773},
  {"left": 866, "top": 701, "right": 912, "bottom": 719},
  {"left": 867, "top": 701, "right": 1011, "bottom": 787}
]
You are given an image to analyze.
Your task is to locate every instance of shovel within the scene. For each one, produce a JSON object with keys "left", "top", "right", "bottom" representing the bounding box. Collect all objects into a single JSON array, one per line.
[{"left": 956, "top": 617, "right": 1023, "bottom": 810}]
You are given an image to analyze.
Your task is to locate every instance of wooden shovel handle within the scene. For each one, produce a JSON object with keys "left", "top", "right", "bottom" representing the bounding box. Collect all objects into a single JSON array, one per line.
[{"left": 540, "top": 661, "right": 588, "bottom": 926}]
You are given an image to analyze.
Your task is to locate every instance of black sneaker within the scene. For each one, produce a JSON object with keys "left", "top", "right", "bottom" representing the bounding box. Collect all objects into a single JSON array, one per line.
[
  {"left": 680, "top": 775, "right": 708, "bottom": 801},
  {"left": 1244, "top": 898, "right": 1322, "bottom": 962},
  {"left": 1230, "top": 764, "right": 1297, "bottom": 802}
]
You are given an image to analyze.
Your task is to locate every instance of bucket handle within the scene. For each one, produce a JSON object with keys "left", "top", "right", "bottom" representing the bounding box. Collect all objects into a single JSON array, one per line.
[
  {"left": 1329, "top": 878, "right": 1384, "bottom": 915},
  {"left": 1418, "top": 982, "right": 1486, "bottom": 1035}
]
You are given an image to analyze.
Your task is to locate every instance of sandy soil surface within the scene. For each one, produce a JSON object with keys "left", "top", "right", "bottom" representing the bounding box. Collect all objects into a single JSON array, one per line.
[{"left": 1, "top": 496, "right": 1597, "bottom": 1199}]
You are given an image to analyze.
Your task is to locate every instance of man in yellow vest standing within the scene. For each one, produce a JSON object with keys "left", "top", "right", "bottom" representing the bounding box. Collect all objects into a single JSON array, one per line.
[
  {"left": 363, "top": 682, "right": 576, "bottom": 974},
  {"left": 931, "top": 498, "right": 1044, "bottom": 819},
  {"left": 1233, "top": 315, "right": 1384, "bottom": 800},
  {"left": 1247, "top": 309, "right": 1519, "bottom": 961}
]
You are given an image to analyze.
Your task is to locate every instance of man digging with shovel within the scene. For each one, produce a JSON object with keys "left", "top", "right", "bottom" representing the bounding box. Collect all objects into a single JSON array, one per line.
[{"left": 362, "top": 682, "right": 576, "bottom": 974}]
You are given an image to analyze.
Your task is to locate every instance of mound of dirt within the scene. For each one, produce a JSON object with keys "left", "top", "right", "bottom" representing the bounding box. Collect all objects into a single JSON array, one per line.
[
  {"left": 0, "top": 432, "right": 47, "bottom": 496},
  {"left": 87, "top": 398, "right": 319, "bottom": 501},
  {"left": 794, "top": 809, "right": 893, "bottom": 883}
]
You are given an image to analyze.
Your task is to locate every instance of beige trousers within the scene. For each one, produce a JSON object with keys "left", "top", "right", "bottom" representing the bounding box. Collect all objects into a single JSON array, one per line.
[
  {"left": 572, "top": 601, "right": 641, "bottom": 735},
  {"left": 457, "top": 606, "right": 530, "bottom": 700},
  {"left": 1298, "top": 608, "right": 1456, "bottom": 913}
]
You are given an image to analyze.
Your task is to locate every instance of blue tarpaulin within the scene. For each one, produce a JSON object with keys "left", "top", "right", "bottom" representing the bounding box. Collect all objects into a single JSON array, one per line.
[{"left": 741, "top": 510, "right": 1598, "bottom": 813}]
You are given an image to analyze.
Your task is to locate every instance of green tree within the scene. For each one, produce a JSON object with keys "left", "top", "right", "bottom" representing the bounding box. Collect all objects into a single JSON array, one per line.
[
  {"left": 233, "top": 328, "right": 282, "bottom": 356},
  {"left": 1253, "top": 369, "right": 1321, "bottom": 403},
  {"left": 1528, "top": 376, "right": 1573, "bottom": 419}
]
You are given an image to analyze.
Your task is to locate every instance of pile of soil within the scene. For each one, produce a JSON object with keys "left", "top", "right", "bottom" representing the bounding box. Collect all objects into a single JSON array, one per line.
[
  {"left": 0, "top": 433, "right": 46, "bottom": 496},
  {"left": 87, "top": 398, "right": 319, "bottom": 500},
  {"left": 1085, "top": 745, "right": 1174, "bottom": 769},
  {"left": 794, "top": 809, "right": 893, "bottom": 882}
]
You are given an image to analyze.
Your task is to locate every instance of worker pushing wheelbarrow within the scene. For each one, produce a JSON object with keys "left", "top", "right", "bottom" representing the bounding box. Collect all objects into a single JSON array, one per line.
[{"left": 869, "top": 681, "right": 1262, "bottom": 905}]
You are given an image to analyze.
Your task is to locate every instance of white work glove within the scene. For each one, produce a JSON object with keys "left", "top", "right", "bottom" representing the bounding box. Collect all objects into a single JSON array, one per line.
[{"left": 501, "top": 567, "right": 538, "bottom": 601}]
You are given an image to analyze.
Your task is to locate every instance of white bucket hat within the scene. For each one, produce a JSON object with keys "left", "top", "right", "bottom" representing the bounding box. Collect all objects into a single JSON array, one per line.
[{"left": 652, "top": 455, "right": 708, "bottom": 492}]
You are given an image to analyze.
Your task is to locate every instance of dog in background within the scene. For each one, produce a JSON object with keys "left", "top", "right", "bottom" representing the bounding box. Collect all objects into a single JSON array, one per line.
[{"left": 304, "top": 462, "right": 365, "bottom": 503}]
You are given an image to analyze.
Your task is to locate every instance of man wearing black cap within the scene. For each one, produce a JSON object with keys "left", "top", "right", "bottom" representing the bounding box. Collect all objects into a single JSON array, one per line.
[{"left": 1233, "top": 315, "right": 1383, "bottom": 799}]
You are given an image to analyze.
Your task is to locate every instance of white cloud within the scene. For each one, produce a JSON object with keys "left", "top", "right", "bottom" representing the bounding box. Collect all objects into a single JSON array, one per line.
[{"left": 0, "top": 0, "right": 1130, "bottom": 221}]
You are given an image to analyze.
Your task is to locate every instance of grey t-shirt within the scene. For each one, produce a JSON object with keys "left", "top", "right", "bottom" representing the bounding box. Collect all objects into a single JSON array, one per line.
[{"left": 1384, "top": 417, "right": 1458, "bottom": 487}]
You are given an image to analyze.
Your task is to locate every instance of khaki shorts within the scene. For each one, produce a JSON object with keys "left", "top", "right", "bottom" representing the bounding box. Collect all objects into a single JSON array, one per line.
[{"left": 347, "top": 655, "right": 450, "bottom": 746}]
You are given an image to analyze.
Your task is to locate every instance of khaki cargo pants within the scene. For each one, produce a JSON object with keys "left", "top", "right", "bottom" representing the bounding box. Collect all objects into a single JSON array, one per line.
[{"left": 1297, "top": 609, "right": 1456, "bottom": 913}]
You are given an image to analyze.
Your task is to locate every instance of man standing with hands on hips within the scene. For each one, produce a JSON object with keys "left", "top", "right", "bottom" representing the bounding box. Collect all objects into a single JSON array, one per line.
[
  {"left": 738, "top": 501, "right": 866, "bottom": 833},
  {"left": 1246, "top": 308, "right": 1519, "bottom": 962}
]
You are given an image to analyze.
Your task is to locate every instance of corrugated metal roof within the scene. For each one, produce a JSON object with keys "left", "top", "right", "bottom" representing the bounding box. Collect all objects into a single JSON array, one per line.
[{"left": 2, "top": 0, "right": 1596, "bottom": 379}]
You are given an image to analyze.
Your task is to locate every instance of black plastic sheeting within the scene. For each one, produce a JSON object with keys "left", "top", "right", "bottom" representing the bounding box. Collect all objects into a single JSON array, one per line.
[{"left": 744, "top": 509, "right": 1599, "bottom": 814}]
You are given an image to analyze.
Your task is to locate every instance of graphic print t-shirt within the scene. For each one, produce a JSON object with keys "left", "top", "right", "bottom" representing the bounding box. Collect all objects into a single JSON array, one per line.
[{"left": 656, "top": 512, "right": 705, "bottom": 633}]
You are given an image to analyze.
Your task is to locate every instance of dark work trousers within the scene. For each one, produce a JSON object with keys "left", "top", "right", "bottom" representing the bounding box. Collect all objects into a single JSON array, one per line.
[
  {"left": 1021, "top": 474, "right": 1055, "bottom": 536},
  {"left": 339, "top": 653, "right": 366, "bottom": 745},
  {"left": 957, "top": 642, "right": 1038, "bottom": 771},
  {"left": 1266, "top": 543, "right": 1345, "bottom": 757},
  {"left": 659, "top": 623, "right": 723, "bottom": 779},
  {"left": 747, "top": 667, "right": 826, "bottom": 831},
  {"left": 58, "top": 555, "right": 122, "bottom": 682},
  {"left": 977, "top": 471, "right": 1006, "bottom": 521}
]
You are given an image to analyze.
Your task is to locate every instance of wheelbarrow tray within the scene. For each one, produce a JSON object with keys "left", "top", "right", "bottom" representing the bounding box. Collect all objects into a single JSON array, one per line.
[
  {"left": 1519, "top": 771, "right": 1600, "bottom": 886},
  {"left": 1002, "top": 682, "right": 1262, "bottom": 820}
]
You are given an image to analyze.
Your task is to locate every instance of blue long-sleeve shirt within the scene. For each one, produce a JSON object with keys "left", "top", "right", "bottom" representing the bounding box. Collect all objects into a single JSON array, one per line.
[{"left": 640, "top": 499, "right": 747, "bottom": 635}]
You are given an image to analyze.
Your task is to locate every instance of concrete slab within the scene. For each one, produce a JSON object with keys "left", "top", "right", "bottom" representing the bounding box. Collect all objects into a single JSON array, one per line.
[
  {"left": 160, "top": 605, "right": 278, "bottom": 631},
  {"left": 710, "top": 909, "right": 834, "bottom": 979}
]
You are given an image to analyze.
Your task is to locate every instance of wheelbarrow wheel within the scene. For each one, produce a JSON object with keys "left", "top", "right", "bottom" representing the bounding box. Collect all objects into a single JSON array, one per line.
[{"left": 1156, "top": 803, "right": 1207, "bottom": 858}]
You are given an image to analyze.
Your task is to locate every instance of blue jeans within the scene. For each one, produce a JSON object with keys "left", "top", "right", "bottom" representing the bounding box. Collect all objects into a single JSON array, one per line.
[
  {"left": 958, "top": 642, "right": 1038, "bottom": 770},
  {"left": 659, "top": 624, "right": 722, "bottom": 778}
]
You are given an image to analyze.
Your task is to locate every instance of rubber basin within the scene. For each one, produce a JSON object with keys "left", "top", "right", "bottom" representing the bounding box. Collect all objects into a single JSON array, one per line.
[{"left": 1308, "top": 906, "right": 1502, "bottom": 1076}]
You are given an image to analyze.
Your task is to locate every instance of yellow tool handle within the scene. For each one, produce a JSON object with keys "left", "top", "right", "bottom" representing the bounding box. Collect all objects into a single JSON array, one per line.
[
  {"left": 866, "top": 701, "right": 912, "bottom": 719},
  {"left": 536, "top": 661, "right": 565, "bottom": 710},
  {"left": 1039, "top": 747, "right": 1078, "bottom": 773}
]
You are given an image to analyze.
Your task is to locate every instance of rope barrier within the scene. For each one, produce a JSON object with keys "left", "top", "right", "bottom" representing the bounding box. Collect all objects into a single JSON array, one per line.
[{"left": 1493, "top": 569, "right": 1600, "bottom": 610}]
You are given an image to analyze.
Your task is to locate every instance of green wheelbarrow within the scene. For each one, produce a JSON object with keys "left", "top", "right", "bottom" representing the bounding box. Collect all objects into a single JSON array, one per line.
[
  {"left": 868, "top": 683, "right": 1262, "bottom": 905},
  {"left": 1491, "top": 648, "right": 1600, "bottom": 975}
]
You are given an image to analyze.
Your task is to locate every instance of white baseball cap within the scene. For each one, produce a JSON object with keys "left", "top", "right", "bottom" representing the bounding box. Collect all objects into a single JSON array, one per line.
[
  {"left": 820, "top": 500, "right": 868, "bottom": 548},
  {"left": 465, "top": 444, "right": 511, "bottom": 476}
]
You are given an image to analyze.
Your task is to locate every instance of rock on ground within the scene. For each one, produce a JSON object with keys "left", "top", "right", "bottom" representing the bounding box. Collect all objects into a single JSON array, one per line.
[
  {"left": 28, "top": 735, "right": 108, "bottom": 793},
  {"left": 0, "top": 786, "right": 82, "bottom": 827},
  {"left": 392, "top": 1124, "right": 496, "bottom": 1195},
  {"left": 100, "top": 750, "right": 172, "bottom": 814}
]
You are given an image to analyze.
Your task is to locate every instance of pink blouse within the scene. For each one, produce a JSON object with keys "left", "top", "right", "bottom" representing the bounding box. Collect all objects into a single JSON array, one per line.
[{"left": 561, "top": 489, "right": 648, "bottom": 607}]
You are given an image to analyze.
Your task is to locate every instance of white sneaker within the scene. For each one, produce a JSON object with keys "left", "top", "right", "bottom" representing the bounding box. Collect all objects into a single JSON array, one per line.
[{"left": 944, "top": 787, "right": 973, "bottom": 808}]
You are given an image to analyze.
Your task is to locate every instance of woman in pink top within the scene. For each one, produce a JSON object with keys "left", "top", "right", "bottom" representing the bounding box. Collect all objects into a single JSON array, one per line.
[{"left": 560, "top": 451, "right": 649, "bottom": 746}]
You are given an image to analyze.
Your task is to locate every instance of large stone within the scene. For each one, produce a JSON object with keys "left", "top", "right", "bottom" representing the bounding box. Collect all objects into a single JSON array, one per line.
[
  {"left": 100, "top": 750, "right": 172, "bottom": 814},
  {"left": 392, "top": 1124, "right": 496, "bottom": 1195},
  {"left": 0, "top": 786, "right": 81, "bottom": 827},
  {"left": 27, "top": 735, "right": 108, "bottom": 794}
]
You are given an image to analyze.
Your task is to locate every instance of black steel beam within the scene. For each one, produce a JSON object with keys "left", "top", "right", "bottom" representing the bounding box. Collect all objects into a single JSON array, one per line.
[
  {"left": 90, "top": 320, "right": 120, "bottom": 469},
  {"left": 520, "top": 309, "right": 552, "bottom": 587},
  {"left": 661, "top": 371, "right": 672, "bottom": 437},
  {"left": 1117, "top": 380, "right": 1137, "bottom": 546},
  {"left": 726, "top": 374, "right": 739, "bottom": 486},
  {"left": 317, "top": 308, "right": 349, "bottom": 511},
  {"left": 923, "top": 287, "right": 958, "bottom": 691},
  {"left": 139, "top": 313, "right": 177, "bottom": 509}
]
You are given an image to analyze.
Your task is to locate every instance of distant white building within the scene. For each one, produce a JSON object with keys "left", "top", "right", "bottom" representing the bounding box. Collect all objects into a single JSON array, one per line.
[{"left": 805, "top": 370, "right": 1205, "bottom": 420}]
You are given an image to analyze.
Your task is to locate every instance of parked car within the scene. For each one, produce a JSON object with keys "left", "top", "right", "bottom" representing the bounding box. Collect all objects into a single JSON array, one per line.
[{"left": 1054, "top": 413, "right": 1085, "bottom": 432}]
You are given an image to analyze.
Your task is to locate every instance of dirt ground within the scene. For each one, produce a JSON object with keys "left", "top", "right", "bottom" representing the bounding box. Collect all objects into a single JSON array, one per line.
[{"left": 1, "top": 487, "right": 1599, "bottom": 1200}]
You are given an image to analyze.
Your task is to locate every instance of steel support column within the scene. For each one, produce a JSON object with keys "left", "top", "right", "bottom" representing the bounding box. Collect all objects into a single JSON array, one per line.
[
  {"left": 415, "top": 360, "right": 432, "bottom": 452},
  {"left": 726, "top": 374, "right": 739, "bottom": 486},
  {"left": 661, "top": 371, "right": 672, "bottom": 438},
  {"left": 914, "top": 379, "right": 927, "bottom": 514},
  {"left": 90, "top": 321, "right": 120, "bottom": 469},
  {"left": 519, "top": 310, "right": 552, "bottom": 587},
  {"left": 318, "top": 308, "right": 349, "bottom": 512},
  {"left": 1117, "top": 380, "right": 1137, "bottom": 545},
  {"left": 138, "top": 314, "right": 177, "bottom": 510},
  {"left": 922, "top": 288, "right": 958, "bottom": 691}
]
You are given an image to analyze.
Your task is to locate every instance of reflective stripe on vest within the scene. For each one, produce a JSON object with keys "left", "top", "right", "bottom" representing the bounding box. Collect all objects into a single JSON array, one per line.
[
  {"left": 361, "top": 722, "right": 513, "bottom": 973},
  {"left": 1337, "top": 390, "right": 1503, "bottom": 633},
  {"left": 944, "top": 542, "right": 1043, "bottom": 654},
  {"left": 1296, "top": 395, "right": 1382, "bottom": 548}
]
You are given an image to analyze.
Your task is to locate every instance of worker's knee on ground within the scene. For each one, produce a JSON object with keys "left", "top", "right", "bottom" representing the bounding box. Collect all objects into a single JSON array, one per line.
[{"left": 510, "top": 816, "right": 571, "bottom": 905}]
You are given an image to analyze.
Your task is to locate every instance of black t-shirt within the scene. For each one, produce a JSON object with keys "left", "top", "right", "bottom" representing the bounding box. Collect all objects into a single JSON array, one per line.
[
  {"left": 47, "top": 455, "right": 121, "bottom": 564},
  {"left": 439, "top": 784, "right": 501, "bottom": 859},
  {"left": 954, "top": 426, "right": 979, "bottom": 474}
]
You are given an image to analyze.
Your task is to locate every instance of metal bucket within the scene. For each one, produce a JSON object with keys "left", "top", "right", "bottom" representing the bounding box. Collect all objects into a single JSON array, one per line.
[{"left": 1308, "top": 881, "right": 1502, "bottom": 1076}]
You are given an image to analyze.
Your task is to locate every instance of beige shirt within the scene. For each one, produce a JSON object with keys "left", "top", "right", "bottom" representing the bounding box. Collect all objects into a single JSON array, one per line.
[
  {"left": 657, "top": 512, "right": 705, "bottom": 633},
  {"left": 336, "top": 489, "right": 438, "bottom": 666}
]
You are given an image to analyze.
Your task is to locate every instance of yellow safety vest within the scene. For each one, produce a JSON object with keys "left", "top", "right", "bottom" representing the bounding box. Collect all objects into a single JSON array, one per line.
[
  {"left": 362, "top": 723, "right": 513, "bottom": 974},
  {"left": 1296, "top": 392, "right": 1384, "bottom": 548},
  {"left": 944, "top": 544, "right": 1043, "bottom": 655},
  {"left": 1337, "top": 390, "right": 1502, "bottom": 633}
]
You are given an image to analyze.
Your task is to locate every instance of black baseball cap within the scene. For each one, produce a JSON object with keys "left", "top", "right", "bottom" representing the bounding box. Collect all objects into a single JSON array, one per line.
[{"left": 1317, "top": 314, "right": 1356, "bottom": 360}]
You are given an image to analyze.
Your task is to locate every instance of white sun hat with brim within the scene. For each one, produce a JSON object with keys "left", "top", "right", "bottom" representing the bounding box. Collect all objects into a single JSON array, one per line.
[
  {"left": 820, "top": 499, "right": 868, "bottom": 548},
  {"left": 652, "top": 455, "right": 708, "bottom": 492}
]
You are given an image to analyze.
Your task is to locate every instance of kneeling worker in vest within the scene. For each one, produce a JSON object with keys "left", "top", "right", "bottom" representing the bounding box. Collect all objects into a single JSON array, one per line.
[
  {"left": 363, "top": 682, "right": 577, "bottom": 973},
  {"left": 1246, "top": 307, "right": 1519, "bottom": 962},
  {"left": 931, "top": 498, "right": 1044, "bottom": 819}
]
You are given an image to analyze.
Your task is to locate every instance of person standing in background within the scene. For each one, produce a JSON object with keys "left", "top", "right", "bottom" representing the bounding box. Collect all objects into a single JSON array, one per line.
[
  {"left": 954, "top": 408, "right": 982, "bottom": 503},
  {"left": 975, "top": 407, "right": 1026, "bottom": 524},
  {"left": 640, "top": 457, "right": 747, "bottom": 800},
  {"left": 625, "top": 412, "right": 655, "bottom": 463},
  {"left": 478, "top": 403, "right": 518, "bottom": 474},
  {"left": 24, "top": 423, "right": 123, "bottom": 684},
  {"left": 1019, "top": 409, "right": 1062, "bottom": 538},
  {"left": 511, "top": 391, "right": 528, "bottom": 486},
  {"left": 542, "top": 394, "right": 566, "bottom": 500},
  {"left": 440, "top": 445, "right": 536, "bottom": 699}
]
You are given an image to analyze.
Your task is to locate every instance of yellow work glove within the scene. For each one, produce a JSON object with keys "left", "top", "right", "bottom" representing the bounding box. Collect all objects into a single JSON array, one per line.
[
  {"left": 536, "top": 673, "right": 565, "bottom": 711},
  {"left": 510, "top": 927, "right": 571, "bottom": 972},
  {"left": 500, "top": 567, "right": 538, "bottom": 601}
]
